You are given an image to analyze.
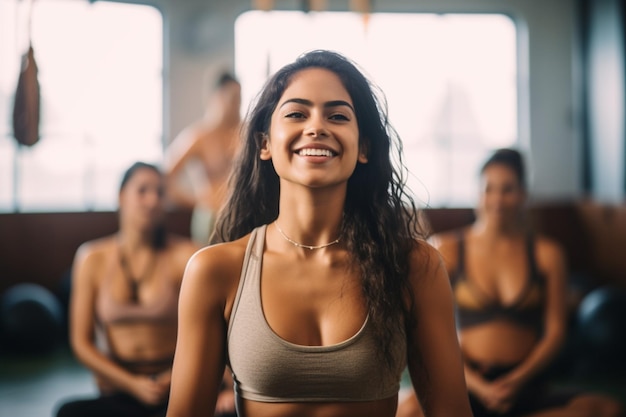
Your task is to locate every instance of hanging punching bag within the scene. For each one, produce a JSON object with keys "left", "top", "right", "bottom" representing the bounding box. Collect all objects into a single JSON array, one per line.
[
  {"left": 13, "top": 0, "right": 40, "bottom": 148},
  {"left": 12, "top": 44, "right": 40, "bottom": 147}
]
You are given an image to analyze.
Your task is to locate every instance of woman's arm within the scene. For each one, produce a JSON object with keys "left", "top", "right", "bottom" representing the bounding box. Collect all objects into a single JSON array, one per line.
[
  {"left": 406, "top": 242, "right": 473, "bottom": 417},
  {"left": 165, "top": 125, "right": 202, "bottom": 179},
  {"left": 69, "top": 242, "right": 167, "bottom": 405},
  {"left": 166, "top": 246, "right": 235, "bottom": 417},
  {"left": 164, "top": 126, "right": 203, "bottom": 209}
]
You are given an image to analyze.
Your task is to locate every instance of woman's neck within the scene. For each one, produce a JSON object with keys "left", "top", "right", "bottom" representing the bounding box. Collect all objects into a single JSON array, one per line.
[
  {"left": 472, "top": 218, "right": 526, "bottom": 240},
  {"left": 276, "top": 187, "right": 345, "bottom": 245},
  {"left": 117, "top": 228, "right": 153, "bottom": 253}
]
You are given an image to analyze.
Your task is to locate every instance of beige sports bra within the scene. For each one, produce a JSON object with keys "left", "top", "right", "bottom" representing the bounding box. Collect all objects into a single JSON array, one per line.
[{"left": 227, "top": 225, "right": 407, "bottom": 403}]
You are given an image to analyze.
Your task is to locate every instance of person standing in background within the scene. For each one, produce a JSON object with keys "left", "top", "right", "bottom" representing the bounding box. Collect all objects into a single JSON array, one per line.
[{"left": 165, "top": 73, "right": 242, "bottom": 246}]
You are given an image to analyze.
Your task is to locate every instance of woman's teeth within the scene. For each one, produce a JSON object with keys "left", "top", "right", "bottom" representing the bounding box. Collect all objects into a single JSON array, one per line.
[{"left": 298, "top": 148, "right": 334, "bottom": 157}]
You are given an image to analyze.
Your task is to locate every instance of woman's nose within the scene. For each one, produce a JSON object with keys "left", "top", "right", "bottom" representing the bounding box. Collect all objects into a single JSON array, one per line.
[
  {"left": 304, "top": 117, "right": 329, "bottom": 138},
  {"left": 145, "top": 189, "right": 162, "bottom": 207}
]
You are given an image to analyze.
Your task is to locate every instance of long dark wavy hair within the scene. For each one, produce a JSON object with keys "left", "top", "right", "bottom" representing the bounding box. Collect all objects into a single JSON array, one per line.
[{"left": 212, "top": 50, "right": 426, "bottom": 367}]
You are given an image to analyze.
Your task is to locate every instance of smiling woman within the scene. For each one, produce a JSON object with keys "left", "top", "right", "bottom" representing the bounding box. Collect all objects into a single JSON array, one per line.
[{"left": 165, "top": 50, "right": 473, "bottom": 417}]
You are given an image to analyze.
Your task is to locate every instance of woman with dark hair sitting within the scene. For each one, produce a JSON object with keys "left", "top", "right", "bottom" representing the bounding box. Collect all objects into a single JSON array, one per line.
[
  {"left": 399, "top": 148, "right": 623, "bottom": 417},
  {"left": 55, "top": 162, "right": 199, "bottom": 417}
]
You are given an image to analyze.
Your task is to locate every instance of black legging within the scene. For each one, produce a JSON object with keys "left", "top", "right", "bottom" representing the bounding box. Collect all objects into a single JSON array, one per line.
[{"left": 55, "top": 393, "right": 167, "bottom": 417}]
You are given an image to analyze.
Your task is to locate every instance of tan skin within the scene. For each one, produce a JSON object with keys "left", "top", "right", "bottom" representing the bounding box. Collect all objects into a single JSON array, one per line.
[
  {"left": 396, "top": 393, "right": 425, "bottom": 417},
  {"left": 165, "top": 80, "right": 242, "bottom": 213},
  {"left": 166, "top": 68, "right": 473, "bottom": 417},
  {"left": 425, "top": 163, "right": 623, "bottom": 417},
  {"left": 69, "top": 167, "right": 198, "bottom": 406}
]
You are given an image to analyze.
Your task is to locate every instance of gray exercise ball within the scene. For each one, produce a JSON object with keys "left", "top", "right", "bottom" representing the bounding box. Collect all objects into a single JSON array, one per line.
[{"left": 0, "top": 283, "right": 64, "bottom": 354}]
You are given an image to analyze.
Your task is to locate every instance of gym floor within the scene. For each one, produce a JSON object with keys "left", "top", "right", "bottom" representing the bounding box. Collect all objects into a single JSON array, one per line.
[
  {"left": 0, "top": 344, "right": 95, "bottom": 417},
  {"left": 1, "top": 343, "right": 625, "bottom": 417}
]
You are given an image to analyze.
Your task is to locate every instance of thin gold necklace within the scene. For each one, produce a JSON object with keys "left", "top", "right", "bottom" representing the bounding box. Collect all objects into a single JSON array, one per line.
[{"left": 274, "top": 221, "right": 340, "bottom": 251}]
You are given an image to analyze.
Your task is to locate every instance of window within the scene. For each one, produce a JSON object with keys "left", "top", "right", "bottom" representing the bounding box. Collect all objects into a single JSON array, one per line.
[
  {"left": 0, "top": 0, "right": 163, "bottom": 212},
  {"left": 235, "top": 11, "right": 519, "bottom": 207}
]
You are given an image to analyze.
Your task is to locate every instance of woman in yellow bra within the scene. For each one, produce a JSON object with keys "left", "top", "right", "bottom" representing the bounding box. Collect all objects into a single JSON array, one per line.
[{"left": 398, "top": 148, "right": 623, "bottom": 417}]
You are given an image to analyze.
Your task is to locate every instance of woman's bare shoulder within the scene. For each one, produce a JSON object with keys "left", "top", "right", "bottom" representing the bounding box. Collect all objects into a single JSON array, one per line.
[
  {"left": 191, "top": 235, "right": 250, "bottom": 265},
  {"left": 428, "top": 228, "right": 464, "bottom": 250},
  {"left": 410, "top": 240, "right": 447, "bottom": 279},
  {"left": 407, "top": 240, "right": 454, "bottom": 301},
  {"left": 74, "top": 235, "right": 116, "bottom": 262},
  {"left": 182, "top": 234, "right": 252, "bottom": 292},
  {"left": 71, "top": 236, "right": 117, "bottom": 287}
]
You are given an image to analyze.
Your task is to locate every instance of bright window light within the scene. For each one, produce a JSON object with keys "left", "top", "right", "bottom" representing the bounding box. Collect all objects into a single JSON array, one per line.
[
  {"left": 235, "top": 11, "right": 518, "bottom": 207},
  {"left": 0, "top": 0, "right": 163, "bottom": 212}
]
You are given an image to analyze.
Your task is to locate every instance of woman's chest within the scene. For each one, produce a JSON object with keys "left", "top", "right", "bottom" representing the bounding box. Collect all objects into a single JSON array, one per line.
[{"left": 260, "top": 257, "right": 366, "bottom": 347}]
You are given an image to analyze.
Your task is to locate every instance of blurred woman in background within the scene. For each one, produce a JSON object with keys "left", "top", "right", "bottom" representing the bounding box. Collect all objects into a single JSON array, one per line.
[
  {"left": 399, "top": 148, "right": 623, "bottom": 417},
  {"left": 55, "top": 162, "right": 199, "bottom": 417}
]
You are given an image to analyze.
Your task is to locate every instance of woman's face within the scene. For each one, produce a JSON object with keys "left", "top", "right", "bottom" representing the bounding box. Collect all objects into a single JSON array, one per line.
[
  {"left": 261, "top": 67, "right": 367, "bottom": 189},
  {"left": 477, "top": 163, "right": 525, "bottom": 226},
  {"left": 119, "top": 168, "right": 165, "bottom": 230}
]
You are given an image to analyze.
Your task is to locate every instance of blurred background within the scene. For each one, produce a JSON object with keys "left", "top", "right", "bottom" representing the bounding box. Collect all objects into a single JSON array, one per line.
[{"left": 0, "top": 0, "right": 625, "bottom": 415}]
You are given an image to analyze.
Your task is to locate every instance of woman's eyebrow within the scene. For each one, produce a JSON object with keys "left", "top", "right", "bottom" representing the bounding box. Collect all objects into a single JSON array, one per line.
[{"left": 279, "top": 98, "right": 355, "bottom": 112}]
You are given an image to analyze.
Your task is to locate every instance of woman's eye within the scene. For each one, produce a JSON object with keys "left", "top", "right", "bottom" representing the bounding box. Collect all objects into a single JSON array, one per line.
[
  {"left": 285, "top": 111, "right": 305, "bottom": 119},
  {"left": 329, "top": 113, "right": 349, "bottom": 121},
  {"left": 503, "top": 185, "right": 517, "bottom": 195}
]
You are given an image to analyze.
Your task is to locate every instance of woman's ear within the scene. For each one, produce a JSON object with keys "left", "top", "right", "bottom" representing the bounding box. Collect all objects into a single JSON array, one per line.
[
  {"left": 358, "top": 139, "right": 369, "bottom": 164},
  {"left": 258, "top": 133, "right": 272, "bottom": 160}
]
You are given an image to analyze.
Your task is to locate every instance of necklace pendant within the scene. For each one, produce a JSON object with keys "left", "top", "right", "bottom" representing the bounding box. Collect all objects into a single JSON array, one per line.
[{"left": 118, "top": 246, "right": 157, "bottom": 305}]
